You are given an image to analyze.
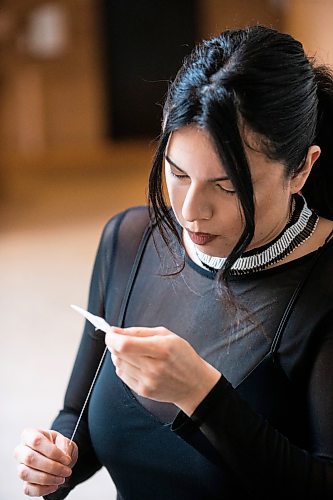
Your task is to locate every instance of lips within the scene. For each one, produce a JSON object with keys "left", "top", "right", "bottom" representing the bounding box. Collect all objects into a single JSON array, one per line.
[{"left": 186, "top": 229, "right": 217, "bottom": 245}]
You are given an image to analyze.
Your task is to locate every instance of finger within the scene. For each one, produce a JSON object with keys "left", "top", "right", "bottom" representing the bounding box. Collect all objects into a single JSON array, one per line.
[
  {"left": 43, "top": 429, "right": 58, "bottom": 443},
  {"left": 112, "top": 354, "right": 165, "bottom": 400},
  {"left": 17, "top": 463, "right": 66, "bottom": 487},
  {"left": 111, "top": 349, "right": 153, "bottom": 370},
  {"left": 43, "top": 430, "right": 75, "bottom": 463},
  {"left": 110, "top": 326, "right": 168, "bottom": 337},
  {"left": 15, "top": 444, "right": 72, "bottom": 478},
  {"left": 114, "top": 368, "right": 140, "bottom": 393},
  {"left": 106, "top": 331, "right": 169, "bottom": 358},
  {"left": 23, "top": 482, "right": 59, "bottom": 497},
  {"left": 117, "top": 369, "right": 160, "bottom": 401},
  {"left": 21, "top": 429, "right": 71, "bottom": 465},
  {"left": 55, "top": 434, "right": 78, "bottom": 468},
  {"left": 112, "top": 353, "right": 143, "bottom": 380}
]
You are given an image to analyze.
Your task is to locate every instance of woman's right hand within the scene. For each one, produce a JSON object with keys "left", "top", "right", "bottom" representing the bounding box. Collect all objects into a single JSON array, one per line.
[{"left": 14, "top": 428, "right": 78, "bottom": 497}]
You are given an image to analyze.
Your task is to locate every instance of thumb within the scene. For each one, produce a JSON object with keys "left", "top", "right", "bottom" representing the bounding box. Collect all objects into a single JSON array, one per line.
[
  {"left": 40, "top": 429, "right": 58, "bottom": 443},
  {"left": 110, "top": 326, "right": 168, "bottom": 337},
  {"left": 55, "top": 433, "right": 78, "bottom": 467}
]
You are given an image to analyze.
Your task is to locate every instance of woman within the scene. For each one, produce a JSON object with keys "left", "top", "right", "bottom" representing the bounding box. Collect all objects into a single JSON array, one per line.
[{"left": 14, "top": 25, "right": 333, "bottom": 499}]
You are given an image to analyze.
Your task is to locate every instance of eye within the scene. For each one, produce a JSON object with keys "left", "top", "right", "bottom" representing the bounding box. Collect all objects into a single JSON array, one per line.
[
  {"left": 216, "top": 184, "right": 236, "bottom": 195},
  {"left": 169, "top": 169, "right": 188, "bottom": 180}
]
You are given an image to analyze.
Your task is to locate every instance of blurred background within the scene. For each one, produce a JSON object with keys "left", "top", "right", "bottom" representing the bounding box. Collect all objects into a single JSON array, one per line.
[{"left": 1, "top": 1, "right": 333, "bottom": 498}]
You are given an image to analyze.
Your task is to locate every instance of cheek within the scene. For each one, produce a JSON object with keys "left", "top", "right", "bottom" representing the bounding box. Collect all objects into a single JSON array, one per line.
[
  {"left": 219, "top": 200, "right": 244, "bottom": 233},
  {"left": 166, "top": 178, "right": 185, "bottom": 214}
]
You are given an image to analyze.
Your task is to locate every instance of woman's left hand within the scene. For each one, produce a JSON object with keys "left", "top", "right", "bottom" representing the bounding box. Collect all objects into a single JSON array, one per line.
[{"left": 105, "top": 326, "right": 221, "bottom": 416}]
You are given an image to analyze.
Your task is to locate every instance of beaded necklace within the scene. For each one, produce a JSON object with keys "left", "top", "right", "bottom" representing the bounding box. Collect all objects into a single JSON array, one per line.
[{"left": 193, "top": 194, "right": 318, "bottom": 275}]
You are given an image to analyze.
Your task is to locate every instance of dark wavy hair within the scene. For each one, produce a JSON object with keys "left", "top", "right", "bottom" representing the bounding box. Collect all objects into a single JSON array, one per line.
[{"left": 148, "top": 25, "right": 333, "bottom": 282}]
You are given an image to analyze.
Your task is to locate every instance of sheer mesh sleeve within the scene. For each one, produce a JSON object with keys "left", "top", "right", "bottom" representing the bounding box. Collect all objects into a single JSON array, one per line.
[
  {"left": 44, "top": 211, "right": 129, "bottom": 500},
  {"left": 172, "top": 316, "right": 333, "bottom": 499}
]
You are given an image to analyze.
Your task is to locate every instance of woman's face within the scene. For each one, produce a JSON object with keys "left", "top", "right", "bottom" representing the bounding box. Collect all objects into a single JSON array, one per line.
[{"left": 164, "top": 124, "right": 294, "bottom": 257}]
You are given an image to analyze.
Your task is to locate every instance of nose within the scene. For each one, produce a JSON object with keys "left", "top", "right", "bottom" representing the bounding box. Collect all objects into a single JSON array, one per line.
[{"left": 181, "top": 184, "right": 213, "bottom": 222}]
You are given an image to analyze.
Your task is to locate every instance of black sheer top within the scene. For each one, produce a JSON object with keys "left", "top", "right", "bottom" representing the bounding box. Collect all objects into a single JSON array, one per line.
[{"left": 46, "top": 207, "right": 333, "bottom": 500}]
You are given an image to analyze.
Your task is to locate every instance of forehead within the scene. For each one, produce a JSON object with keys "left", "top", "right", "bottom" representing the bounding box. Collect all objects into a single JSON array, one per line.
[
  {"left": 166, "top": 125, "right": 225, "bottom": 175},
  {"left": 166, "top": 124, "right": 285, "bottom": 184}
]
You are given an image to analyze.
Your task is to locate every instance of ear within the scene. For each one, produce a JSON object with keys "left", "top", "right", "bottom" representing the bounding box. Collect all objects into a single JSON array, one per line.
[{"left": 290, "top": 145, "right": 321, "bottom": 193}]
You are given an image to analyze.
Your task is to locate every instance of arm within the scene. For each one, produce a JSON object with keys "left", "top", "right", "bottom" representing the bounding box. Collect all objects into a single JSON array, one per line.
[
  {"left": 44, "top": 207, "right": 150, "bottom": 499},
  {"left": 171, "top": 325, "right": 333, "bottom": 499},
  {"left": 43, "top": 215, "right": 124, "bottom": 499},
  {"left": 43, "top": 336, "right": 106, "bottom": 500}
]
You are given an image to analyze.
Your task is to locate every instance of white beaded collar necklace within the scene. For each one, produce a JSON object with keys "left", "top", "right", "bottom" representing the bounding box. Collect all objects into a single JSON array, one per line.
[{"left": 188, "top": 194, "right": 318, "bottom": 276}]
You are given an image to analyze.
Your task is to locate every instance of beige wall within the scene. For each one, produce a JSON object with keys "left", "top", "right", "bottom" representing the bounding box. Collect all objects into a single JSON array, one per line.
[
  {"left": 284, "top": 0, "right": 333, "bottom": 65},
  {"left": 0, "top": 0, "right": 283, "bottom": 157},
  {"left": 0, "top": 0, "right": 332, "bottom": 163},
  {"left": 0, "top": 0, "right": 103, "bottom": 153},
  {"left": 198, "top": 0, "right": 282, "bottom": 38}
]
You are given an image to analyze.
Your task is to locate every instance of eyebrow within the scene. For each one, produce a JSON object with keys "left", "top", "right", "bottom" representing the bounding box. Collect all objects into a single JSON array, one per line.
[{"left": 165, "top": 155, "right": 230, "bottom": 182}]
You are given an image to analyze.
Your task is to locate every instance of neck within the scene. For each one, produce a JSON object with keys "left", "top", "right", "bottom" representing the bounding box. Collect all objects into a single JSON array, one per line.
[
  {"left": 182, "top": 194, "right": 318, "bottom": 275},
  {"left": 246, "top": 197, "right": 294, "bottom": 252}
]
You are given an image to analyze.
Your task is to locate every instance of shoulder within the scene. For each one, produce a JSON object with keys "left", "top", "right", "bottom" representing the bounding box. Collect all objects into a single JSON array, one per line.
[
  {"left": 302, "top": 235, "right": 333, "bottom": 310},
  {"left": 91, "top": 206, "right": 151, "bottom": 280},
  {"left": 280, "top": 217, "right": 333, "bottom": 266},
  {"left": 314, "top": 218, "right": 333, "bottom": 276},
  {"left": 313, "top": 217, "right": 333, "bottom": 248},
  {"left": 100, "top": 205, "right": 150, "bottom": 245}
]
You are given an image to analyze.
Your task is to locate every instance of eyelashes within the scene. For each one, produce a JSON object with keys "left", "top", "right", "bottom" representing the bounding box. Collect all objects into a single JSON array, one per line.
[
  {"left": 216, "top": 184, "right": 236, "bottom": 195},
  {"left": 169, "top": 171, "right": 188, "bottom": 180},
  {"left": 169, "top": 169, "right": 236, "bottom": 195}
]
